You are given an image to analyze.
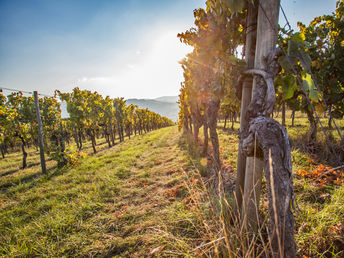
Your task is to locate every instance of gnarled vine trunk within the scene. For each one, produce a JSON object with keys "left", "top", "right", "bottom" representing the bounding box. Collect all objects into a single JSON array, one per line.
[
  {"left": 305, "top": 107, "right": 317, "bottom": 143},
  {"left": 73, "top": 125, "right": 80, "bottom": 149},
  {"left": 191, "top": 104, "right": 202, "bottom": 142},
  {"left": 109, "top": 122, "right": 115, "bottom": 146},
  {"left": 19, "top": 136, "right": 27, "bottom": 169},
  {"left": 202, "top": 122, "right": 208, "bottom": 156},
  {"left": 282, "top": 102, "right": 286, "bottom": 127},
  {"left": 206, "top": 98, "right": 221, "bottom": 170},
  {"left": 0, "top": 144, "right": 5, "bottom": 159},
  {"left": 243, "top": 117, "right": 295, "bottom": 258}
]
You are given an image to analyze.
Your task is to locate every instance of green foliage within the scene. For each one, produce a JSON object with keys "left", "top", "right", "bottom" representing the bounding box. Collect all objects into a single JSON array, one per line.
[
  {"left": 297, "top": 0, "right": 344, "bottom": 118},
  {"left": 48, "top": 145, "right": 86, "bottom": 168},
  {"left": 275, "top": 74, "right": 297, "bottom": 100},
  {"left": 177, "top": 0, "right": 245, "bottom": 132},
  {"left": 301, "top": 72, "right": 321, "bottom": 102},
  {"left": 276, "top": 28, "right": 325, "bottom": 126}
]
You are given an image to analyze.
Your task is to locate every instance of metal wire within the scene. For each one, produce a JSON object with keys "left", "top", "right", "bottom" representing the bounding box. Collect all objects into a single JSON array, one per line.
[
  {"left": 258, "top": 2, "right": 342, "bottom": 165},
  {"left": 0, "top": 86, "right": 32, "bottom": 95},
  {"left": 280, "top": 4, "right": 292, "bottom": 33},
  {"left": 0, "top": 86, "right": 54, "bottom": 98},
  {"left": 279, "top": 4, "right": 344, "bottom": 146}
]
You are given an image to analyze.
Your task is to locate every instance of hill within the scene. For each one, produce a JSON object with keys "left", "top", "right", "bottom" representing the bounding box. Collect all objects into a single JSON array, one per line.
[
  {"left": 126, "top": 96, "right": 178, "bottom": 121},
  {"left": 60, "top": 96, "right": 179, "bottom": 121},
  {"left": 154, "top": 96, "right": 179, "bottom": 103}
]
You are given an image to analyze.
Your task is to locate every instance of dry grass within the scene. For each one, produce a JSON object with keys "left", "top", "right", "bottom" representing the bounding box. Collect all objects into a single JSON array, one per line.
[{"left": 1, "top": 110, "right": 343, "bottom": 257}]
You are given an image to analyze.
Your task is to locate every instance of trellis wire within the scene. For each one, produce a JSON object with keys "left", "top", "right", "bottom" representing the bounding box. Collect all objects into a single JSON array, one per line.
[
  {"left": 279, "top": 4, "right": 344, "bottom": 146},
  {"left": 258, "top": 2, "right": 343, "bottom": 165},
  {"left": 1, "top": 86, "right": 64, "bottom": 123},
  {"left": 0, "top": 86, "right": 55, "bottom": 98}
]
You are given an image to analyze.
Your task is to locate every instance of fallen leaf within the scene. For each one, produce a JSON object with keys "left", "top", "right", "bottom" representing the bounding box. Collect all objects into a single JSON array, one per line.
[{"left": 150, "top": 246, "right": 164, "bottom": 255}]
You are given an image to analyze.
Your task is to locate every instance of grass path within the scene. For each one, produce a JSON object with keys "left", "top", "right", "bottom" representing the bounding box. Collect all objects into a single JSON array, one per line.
[
  {"left": 0, "top": 126, "right": 195, "bottom": 257},
  {"left": 2, "top": 121, "right": 344, "bottom": 256}
]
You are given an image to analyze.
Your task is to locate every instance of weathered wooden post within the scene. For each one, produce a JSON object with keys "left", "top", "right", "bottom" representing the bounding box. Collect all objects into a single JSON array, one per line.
[
  {"left": 34, "top": 91, "right": 47, "bottom": 174},
  {"left": 241, "top": 0, "right": 280, "bottom": 231},
  {"left": 239, "top": 1, "right": 296, "bottom": 256},
  {"left": 235, "top": 0, "right": 259, "bottom": 216}
]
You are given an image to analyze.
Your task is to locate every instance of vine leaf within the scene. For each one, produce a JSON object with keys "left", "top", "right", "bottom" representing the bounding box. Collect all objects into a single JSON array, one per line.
[
  {"left": 278, "top": 55, "right": 297, "bottom": 72},
  {"left": 298, "top": 50, "right": 312, "bottom": 72},
  {"left": 282, "top": 75, "right": 298, "bottom": 99},
  {"left": 279, "top": 32, "right": 311, "bottom": 73},
  {"left": 302, "top": 72, "right": 321, "bottom": 102}
]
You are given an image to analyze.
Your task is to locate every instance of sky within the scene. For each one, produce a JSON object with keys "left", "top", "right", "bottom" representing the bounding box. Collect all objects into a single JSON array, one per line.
[{"left": 0, "top": 0, "right": 338, "bottom": 99}]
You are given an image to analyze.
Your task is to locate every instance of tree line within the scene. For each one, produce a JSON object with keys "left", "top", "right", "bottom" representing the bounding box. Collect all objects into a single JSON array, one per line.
[{"left": 0, "top": 87, "right": 174, "bottom": 168}]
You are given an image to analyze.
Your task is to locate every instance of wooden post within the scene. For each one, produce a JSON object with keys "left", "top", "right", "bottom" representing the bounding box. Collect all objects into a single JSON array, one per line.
[
  {"left": 34, "top": 91, "right": 47, "bottom": 174},
  {"left": 59, "top": 121, "right": 65, "bottom": 152},
  {"left": 235, "top": 0, "right": 258, "bottom": 215},
  {"left": 282, "top": 102, "right": 286, "bottom": 126},
  {"left": 242, "top": 0, "right": 280, "bottom": 231}
]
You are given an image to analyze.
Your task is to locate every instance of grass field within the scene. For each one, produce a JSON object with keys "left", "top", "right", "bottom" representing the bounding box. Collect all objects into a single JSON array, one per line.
[
  {"left": 1, "top": 113, "right": 343, "bottom": 256},
  {"left": 1, "top": 127, "right": 198, "bottom": 256}
]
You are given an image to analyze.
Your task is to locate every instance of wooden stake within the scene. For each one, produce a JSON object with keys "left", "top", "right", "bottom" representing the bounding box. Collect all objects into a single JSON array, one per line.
[
  {"left": 242, "top": 0, "right": 280, "bottom": 231},
  {"left": 34, "top": 91, "right": 47, "bottom": 174},
  {"left": 235, "top": 0, "right": 258, "bottom": 215}
]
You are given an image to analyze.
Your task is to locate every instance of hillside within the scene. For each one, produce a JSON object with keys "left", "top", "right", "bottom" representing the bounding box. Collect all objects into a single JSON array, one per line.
[
  {"left": 60, "top": 96, "right": 179, "bottom": 121},
  {"left": 126, "top": 96, "right": 178, "bottom": 121},
  {"left": 154, "top": 96, "right": 179, "bottom": 103}
]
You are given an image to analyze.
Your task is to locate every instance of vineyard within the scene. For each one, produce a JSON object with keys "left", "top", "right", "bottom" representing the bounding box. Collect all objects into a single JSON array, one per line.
[
  {"left": 0, "top": 87, "right": 174, "bottom": 170},
  {"left": 1, "top": 0, "right": 344, "bottom": 257}
]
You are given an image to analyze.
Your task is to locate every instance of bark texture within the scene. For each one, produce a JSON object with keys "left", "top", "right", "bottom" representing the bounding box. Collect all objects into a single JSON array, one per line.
[
  {"left": 243, "top": 116, "right": 296, "bottom": 258},
  {"left": 206, "top": 98, "right": 221, "bottom": 170},
  {"left": 305, "top": 107, "right": 317, "bottom": 143},
  {"left": 246, "top": 48, "right": 282, "bottom": 119},
  {"left": 202, "top": 122, "right": 208, "bottom": 156},
  {"left": 0, "top": 144, "right": 5, "bottom": 159},
  {"left": 19, "top": 136, "right": 27, "bottom": 169}
]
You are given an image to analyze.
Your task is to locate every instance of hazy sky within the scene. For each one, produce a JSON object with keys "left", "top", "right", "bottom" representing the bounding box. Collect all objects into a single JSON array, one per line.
[{"left": 0, "top": 0, "right": 338, "bottom": 99}]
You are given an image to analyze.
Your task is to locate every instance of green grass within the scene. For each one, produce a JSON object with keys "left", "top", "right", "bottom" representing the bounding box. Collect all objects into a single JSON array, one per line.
[
  {"left": 1, "top": 111, "right": 343, "bottom": 257},
  {"left": 0, "top": 127, "right": 200, "bottom": 256},
  {"left": 217, "top": 112, "right": 344, "bottom": 257}
]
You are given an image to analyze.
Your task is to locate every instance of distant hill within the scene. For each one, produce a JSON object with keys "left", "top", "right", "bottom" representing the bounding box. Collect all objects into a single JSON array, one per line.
[
  {"left": 60, "top": 96, "right": 179, "bottom": 121},
  {"left": 126, "top": 96, "right": 179, "bottom": 121},
  {"left": 154, "top": 96, "right": 178, "bottom": 103}
]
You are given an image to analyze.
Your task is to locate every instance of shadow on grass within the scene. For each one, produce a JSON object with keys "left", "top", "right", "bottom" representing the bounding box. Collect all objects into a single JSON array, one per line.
[
  {"left": 0, "top": 158, "right": 54, "bottom": 178},
  {"left": 0, "top": 168, "right": 21, "bottom": 178},
  {"left": 0, "top": 165, "right": 65, "bottom": 193},
  {"left": 218, "top": 126, "right": 240, "bottom": 135},
  {"left": 290, "top": 134, "right": 344, "bottom": 167},
  {"left": 177, "top": 132, "right": 208, "bottom": 176}
]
